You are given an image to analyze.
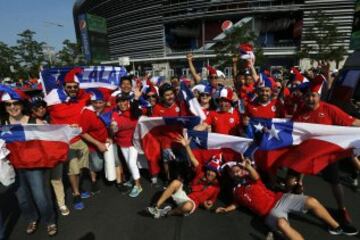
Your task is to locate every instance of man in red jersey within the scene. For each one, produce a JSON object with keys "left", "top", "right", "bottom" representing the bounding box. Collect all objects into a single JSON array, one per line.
[
  {"left": 151, "top": 83, "right": 188, "bottom": 186},
  {"left": 245, "top": 77, "right": 285, "bottom": 119},
  {"left": 46, "top": 68, "right": 91, "bottom": 210},
  {"left": 203, "top": 88, "right": 242, "bottom": 136},
  {"left": 216, "top": 159, "right": 358, "bottom": 239},
  {"left": 292, "top": 76, "right": 360, "bottom": 224}
]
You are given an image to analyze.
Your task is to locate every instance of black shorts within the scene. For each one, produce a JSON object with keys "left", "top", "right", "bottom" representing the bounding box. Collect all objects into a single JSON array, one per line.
[{"left": 322, "top": 162, "right": 340, "bottom": 184}]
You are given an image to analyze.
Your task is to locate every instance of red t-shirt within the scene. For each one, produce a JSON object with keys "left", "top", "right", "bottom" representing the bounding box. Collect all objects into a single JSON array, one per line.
[
  {"left": 292, "top": 101, "right": 355, "bottom": 126},
  {"left": 233, "top": 179, "right": 283, "bottom": 217},
  {"left": 152, "top": 102, "right": 181, "bottom": 117},
  {"left": 246, "top": 99, "right": 285, "bottom": 119},
  {"left": 48, "top": 90, "right": 90, "bottom": 143},
  {"left": 79, "top": 108, "right": 109, "bottom": 152},
  {"left": 205, "top": 108, "right": 241, "bottom": 135},
  {"left": 112, "top": 110, "right": 138, "bottom": 147},
  {"left": 188, "top": 165, "right": 220, "bottom": 208}
]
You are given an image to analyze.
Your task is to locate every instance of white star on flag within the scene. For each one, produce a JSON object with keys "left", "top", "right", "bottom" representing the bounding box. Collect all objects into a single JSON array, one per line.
[
  {"left": 253, "top": 122, "right": 264, "bottom": 132},
  {"left": 268, "top": 124, "right": 281, "bottom": 141},
  {"left": 0, "top": 126, "right": 13, "bottom": 136},
  {"left": 194, "top": 137, "right": 202, "bottom": 145}
]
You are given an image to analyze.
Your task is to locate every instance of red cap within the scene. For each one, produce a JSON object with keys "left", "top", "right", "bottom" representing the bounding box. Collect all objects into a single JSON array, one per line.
[
  {"left": 310, "top": 74, "right": 326, "bottom": 94},
  {"left": 207, "top": 65, "right": 217, "bottom": 76},
  {"left": 239, "top": 43, "right": 253, "bottom": 52},
  {"left": 290, "top": 67, "right": 304, "bottom": 82},
  {"left": 64, "top": 67, "right": 82, "bottom": 84}
]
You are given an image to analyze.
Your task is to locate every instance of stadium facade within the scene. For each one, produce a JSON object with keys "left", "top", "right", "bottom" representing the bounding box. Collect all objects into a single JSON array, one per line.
[{"left": 73, "top": 0, "right": 357, "bottom": 76}]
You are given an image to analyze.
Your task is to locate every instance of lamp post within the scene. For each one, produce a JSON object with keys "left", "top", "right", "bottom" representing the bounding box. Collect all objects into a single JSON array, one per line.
[{"left": 43, "top": 21, "right": 64, "bottom": 66}]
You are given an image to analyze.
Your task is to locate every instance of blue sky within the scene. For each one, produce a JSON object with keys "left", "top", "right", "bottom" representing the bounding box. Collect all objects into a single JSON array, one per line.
[{"left": 0, "top": 0, "right": 76, "bottom": 51}]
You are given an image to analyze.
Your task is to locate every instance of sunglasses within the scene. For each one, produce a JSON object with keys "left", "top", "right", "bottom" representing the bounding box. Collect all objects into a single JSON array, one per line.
[
  {"left": 65, "top": 86, "right": 79, "bottom": 90},
  {"left": 209, "top": 76, "right": 218, "bottom": 80},
  {"left": 200, "top": 93, "right": 210, "bottom": 97},
  {"left": 5, "top": 101, "right": 21, "bottom": 107}
]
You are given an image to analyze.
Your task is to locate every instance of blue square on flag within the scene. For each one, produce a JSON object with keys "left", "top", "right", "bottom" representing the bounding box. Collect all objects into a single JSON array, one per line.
[
  {"left": 0, "top": 125, "right": 26, "bottom": 143},
  {"left": 250, "top": 119, "right": 294, "bottom": 150},
  {"left": 187, "top": 130, "right": 208, "bottom": 149}
]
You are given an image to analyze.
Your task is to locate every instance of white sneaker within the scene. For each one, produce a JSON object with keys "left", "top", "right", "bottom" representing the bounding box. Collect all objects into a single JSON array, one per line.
[{"left": 59, "top": 205, "right": 70, "bottom": 216}]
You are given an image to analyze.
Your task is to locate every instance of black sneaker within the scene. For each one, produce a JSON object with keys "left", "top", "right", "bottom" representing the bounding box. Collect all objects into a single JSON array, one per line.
[
  {"left": 116, "top": 183, "right": 130, "bottom": 194},
  {"left": 341, "top": 224, "right": 359, "bottom": 236},
  {"left": 91, "top": 182, "right": 100, "bottom": 195}
]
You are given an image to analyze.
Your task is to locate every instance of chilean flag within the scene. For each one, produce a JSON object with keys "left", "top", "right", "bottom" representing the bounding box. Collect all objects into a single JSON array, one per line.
[
  {"left": 247, "top": 118, "right": 360, "bottom": 174},
  {"left": 133, "top": 116, "right": 252, "bottom": 175},
  {"left": 0, "top": 124, "right": 81, "bottom": 169}
]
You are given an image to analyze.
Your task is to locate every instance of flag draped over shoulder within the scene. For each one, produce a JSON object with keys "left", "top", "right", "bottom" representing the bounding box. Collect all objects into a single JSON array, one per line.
[
  {"left": 133, "top": 116, "right": 253, "bottom": 173},
  {"left": 247, "top": 118, "right": 360, "bottom": 174},
  {"left": 40, "top": 66, "right": 127, "bottom": 94},
  {"left": 178, "top": 82, "right": 206, "bottom": 121},
  {"left": 0, "top": 124, "right": 81, "bottom": 168}
]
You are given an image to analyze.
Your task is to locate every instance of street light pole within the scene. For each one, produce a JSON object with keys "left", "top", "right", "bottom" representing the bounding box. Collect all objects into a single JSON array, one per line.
[{"left": 42, "top": 21, "right": 64, "bottom": 66}]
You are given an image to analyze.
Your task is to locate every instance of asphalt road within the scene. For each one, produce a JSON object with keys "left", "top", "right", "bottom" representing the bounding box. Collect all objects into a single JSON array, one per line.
[{"left": 4, "top": 168, "right": 360, "bottom": 240}]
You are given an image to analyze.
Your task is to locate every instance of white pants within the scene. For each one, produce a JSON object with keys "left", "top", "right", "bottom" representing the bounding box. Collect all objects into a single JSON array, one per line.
[{"left": 120, "top": 146, "right": 140, "bottom": 181}]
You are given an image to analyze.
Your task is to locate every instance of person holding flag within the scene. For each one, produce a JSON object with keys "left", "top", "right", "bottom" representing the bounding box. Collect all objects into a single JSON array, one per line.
[
  {"left": 292, "top": 76, "right": 360, "bottom": 225},
  {"left": 147, "top": 132, "right": 220, "bottom": 218},
  {"left": 45, "top": 67, "right": 91, "bottom": 211},
  {"left": 0, "top": 89, "right": 57, "bottom": 236}
]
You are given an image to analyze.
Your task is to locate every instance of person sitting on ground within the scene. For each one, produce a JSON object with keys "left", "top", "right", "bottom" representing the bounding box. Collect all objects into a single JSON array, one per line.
[
  {"left": 216, "top": 159, "right": 358, "bottom": 240},
  {"left": 147, "top": 132, "right": 221, "bottom": 218}
]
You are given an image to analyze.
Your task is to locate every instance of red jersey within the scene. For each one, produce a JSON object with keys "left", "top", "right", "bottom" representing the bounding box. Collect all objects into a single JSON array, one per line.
[
  {"left": 48, "top": 90, "right": 90, "bottom": 143},
  {"left": 152, "top": 102, "right": 181, "bottom": 117},
  {"left": 292, "top": 101, "right": 355, "bottom": 126},
  {"left": 233, "top": 179, "right": 283, "bottom": 217},
  {"left": 246, "top": 99, "right": 285, "bottom": 119},
  {"left": 112, "top": 110, "right": 138, "bottom": 147},
  {"left": 79, "top": 108, "right": 109, "bottom": 152},
  {"left": 205, "top": 108, "right": 241, "bottom": 135},
  {"left": 188, "top": 165, "right": 220, "bottom": 208}
]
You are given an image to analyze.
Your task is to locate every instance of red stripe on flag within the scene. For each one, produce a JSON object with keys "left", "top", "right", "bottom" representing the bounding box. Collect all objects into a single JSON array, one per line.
[
  {"left": 254, "top": 139, "right": 352, "bottom": 175},
  {"left": 7, "top": 140, "right": 69, "bottom": 168}
]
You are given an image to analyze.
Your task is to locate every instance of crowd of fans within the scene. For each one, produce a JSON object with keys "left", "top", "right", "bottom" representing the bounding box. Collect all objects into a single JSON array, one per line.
[{"left": 1, "top": 54, "right": 360, "bottom": 240}]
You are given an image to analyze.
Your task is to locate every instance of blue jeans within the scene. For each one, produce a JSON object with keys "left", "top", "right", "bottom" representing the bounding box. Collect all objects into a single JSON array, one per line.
[{"left": 15, "top": 169, "right": 55, "bottom": 225}]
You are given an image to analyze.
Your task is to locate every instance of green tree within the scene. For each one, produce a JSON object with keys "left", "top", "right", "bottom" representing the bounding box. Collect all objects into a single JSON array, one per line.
[
  {"left": 57, "top": 39, "right": 85, "bottom": 66},
  {"left": 297, "top": 10, "right": 346, "bottom": 67},
  {"left": 14, "top": 29, "right": 46, "bottom": 78},
  {"left": 214, "top": 23, "right": 264, "bottom": 68},
  {"left": 0, "top": 42, "right": 17, "bottom": 79}
]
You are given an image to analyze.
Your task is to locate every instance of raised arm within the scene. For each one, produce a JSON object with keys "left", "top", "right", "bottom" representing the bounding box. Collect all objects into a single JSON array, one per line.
[
  {"left": 243, "top": 158, "right": 260, "bottom": 181},
  {"left": 187, "top": 53, "right": 202, "bottom": 84},
  {"left": 248, "top": 59, "right": 259, "bottom": 83},
  {"left": 174, "top": 131, "right": 199, "bottom": 168}
]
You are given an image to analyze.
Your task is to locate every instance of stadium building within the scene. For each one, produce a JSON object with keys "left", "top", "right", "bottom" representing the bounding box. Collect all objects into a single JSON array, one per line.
[{"left": 73, "top": 0, "right": 358, "bottom": 77}]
